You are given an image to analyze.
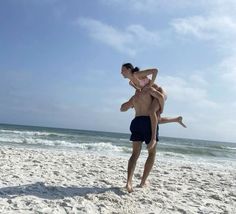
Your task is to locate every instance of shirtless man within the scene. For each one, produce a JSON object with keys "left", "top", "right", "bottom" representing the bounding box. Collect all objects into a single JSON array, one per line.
[{"left": 120, "top": 88, "right": 160, "bottom": 193}]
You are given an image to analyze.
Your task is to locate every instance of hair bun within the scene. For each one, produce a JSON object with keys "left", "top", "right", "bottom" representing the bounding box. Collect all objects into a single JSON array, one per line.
[{"left": 133, "top": 67, "right": 140, "bottom": 72}]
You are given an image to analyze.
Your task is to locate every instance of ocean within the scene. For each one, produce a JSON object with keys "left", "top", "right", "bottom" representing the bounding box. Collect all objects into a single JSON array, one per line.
[{"left": 0, "top": 123, "right": 235, "bottom": 166}]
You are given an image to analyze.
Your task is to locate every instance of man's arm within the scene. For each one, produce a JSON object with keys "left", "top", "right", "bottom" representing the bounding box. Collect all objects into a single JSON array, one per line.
[{"left": 120, "top": 97, "right": 134, "bottom": 112}]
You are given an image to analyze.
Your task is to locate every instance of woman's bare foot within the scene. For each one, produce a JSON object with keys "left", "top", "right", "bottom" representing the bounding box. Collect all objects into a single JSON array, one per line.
[
  {"left": 147, "top": 139, "right": 157, "bottom": 151},
  {"left": 177, "top": 116, "right": 187, "bottom": 128},
  {"left": 126, "top": 183, "right": 134, "bottom": 193}
]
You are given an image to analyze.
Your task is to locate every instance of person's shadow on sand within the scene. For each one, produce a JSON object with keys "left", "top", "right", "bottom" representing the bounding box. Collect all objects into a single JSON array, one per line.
[{"left": 0, "top": 182, "right": 126, "bottom": 199}]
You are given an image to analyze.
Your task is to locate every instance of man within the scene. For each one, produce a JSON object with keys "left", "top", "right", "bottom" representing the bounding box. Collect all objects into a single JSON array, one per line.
[{"left": 120, "top": 88, "right": 160, "bottom": 193}]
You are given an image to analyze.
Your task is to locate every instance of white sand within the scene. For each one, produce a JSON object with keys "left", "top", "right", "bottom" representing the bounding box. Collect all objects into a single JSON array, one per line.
[{"left": 0, "top": 147, "right": 235, "bottom": 214}]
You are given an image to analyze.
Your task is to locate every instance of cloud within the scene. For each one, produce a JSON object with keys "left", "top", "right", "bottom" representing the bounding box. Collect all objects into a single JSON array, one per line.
[
  {"left": 171, "top": 15, "right": 236, "bottom": 41},
  {"left": 151, "top": 73, "right": 236, "bottom": 141},
  {"left": 170, "top": 1, "right": 236, "bottom": 56},
  {"left": 169, "top": 1, "right": 236, "bottom": 90},
  {"left": 219, "top": 56, "right": 236, "bottom": 88},
  {"left": 159, "top": 75, "right": 218, "bottom": 109},
  {"left": 76, "top": 17, "right": 160, "bottom": 56},
  {"left": 189, "top": 74, "right": 208, "bottom": 87}
]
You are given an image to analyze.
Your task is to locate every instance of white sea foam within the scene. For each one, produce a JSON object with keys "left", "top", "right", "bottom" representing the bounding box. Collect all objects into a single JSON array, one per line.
[
  {"left": 0, "top": 136, "right": 70, "bottom": 147},
  {"left": 0, "top": 129, "right": 67, "bottom": 137},
  {"left": 0, "top": 134, "right": 125, "bottom": 153},
  {"left": 69, "top": 142, "right": 124, "bottom": 152},
  {"left": 227, "top": 147, "right": 236, "bottom": 150},
  {"left": 1, "top": 126, "right": 235, "bottom": 162},
  {"left": 0, "top": 136, "right": 22, "bottom": 144}
]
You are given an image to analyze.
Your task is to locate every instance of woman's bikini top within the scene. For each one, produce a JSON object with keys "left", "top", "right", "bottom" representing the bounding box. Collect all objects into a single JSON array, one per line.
[{"left": 138, "top": 77, "right": 150, "bottom": 88}]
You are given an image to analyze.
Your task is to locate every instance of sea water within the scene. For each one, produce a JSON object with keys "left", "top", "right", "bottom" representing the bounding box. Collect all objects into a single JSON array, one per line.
[{"left": 0, "top": 123, "right": 235, "bottom": 167}]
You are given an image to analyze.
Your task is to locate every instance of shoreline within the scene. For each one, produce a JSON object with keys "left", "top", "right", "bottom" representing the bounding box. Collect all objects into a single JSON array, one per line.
[{"left": 0, "top": 147, "right": 235, "bottom": 213}]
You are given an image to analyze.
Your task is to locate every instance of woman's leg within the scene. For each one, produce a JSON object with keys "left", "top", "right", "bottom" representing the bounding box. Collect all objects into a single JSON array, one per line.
[
  {"left": 147, "top": 99, "right": 160, "bottom": 150},
  {"left": 148, "top": 87, "right": 165, "bottom": 113},
  {"left": 159, "top": 116, "right": 187, "bottom": 128}
]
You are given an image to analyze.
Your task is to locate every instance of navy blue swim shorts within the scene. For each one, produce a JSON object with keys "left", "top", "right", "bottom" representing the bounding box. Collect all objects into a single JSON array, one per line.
[{"left": 130, "top": 116, "right": 159, "bottom": 144}]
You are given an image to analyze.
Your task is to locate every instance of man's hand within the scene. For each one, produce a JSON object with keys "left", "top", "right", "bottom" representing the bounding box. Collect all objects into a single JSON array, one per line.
[{"left": 120, "top": 97, "right": 134, "bottom": 112}]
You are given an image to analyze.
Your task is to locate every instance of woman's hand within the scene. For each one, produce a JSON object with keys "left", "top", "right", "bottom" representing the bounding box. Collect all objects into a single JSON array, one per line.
[{"left": 147, "top": 80, "right": 154, "bottom": 87}]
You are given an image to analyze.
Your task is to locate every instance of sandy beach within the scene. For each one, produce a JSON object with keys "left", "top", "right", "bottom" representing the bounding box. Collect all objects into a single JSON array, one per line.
[{"left": 0, "top": 147, "right": 235, "bottom": 214}]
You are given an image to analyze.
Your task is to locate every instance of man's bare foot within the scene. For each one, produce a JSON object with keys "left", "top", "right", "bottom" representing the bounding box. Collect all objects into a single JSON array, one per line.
[
  {"left": 139, "top": 181, "right": 149, "bottom": 188},
  {"left": 126, "top": 183, "right": 134, "bottom": 193},
  {"left": 177, "top": 116, "right": 187, "bottom": 128},
  {"left": 147, "top": 139, "right": 157, "bottom": 151}
]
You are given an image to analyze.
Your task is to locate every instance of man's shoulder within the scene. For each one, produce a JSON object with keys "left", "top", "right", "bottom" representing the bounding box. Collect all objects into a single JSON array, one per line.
[{"left": 128, "top": 95, "right": 135, "bottom": 103}]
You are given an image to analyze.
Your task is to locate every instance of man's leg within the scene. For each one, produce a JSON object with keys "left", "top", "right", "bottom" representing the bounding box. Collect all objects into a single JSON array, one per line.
[
  {"left": 140, "top": 143, "right": 157, "bottom": 187},
  {"left": 126, "top": 142, "right": 142, "bottom": 193}
]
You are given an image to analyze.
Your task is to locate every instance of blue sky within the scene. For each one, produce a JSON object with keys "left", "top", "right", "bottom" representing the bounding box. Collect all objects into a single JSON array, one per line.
[{"left": 1, "top": 0, "right": 236, "bottom": 143}]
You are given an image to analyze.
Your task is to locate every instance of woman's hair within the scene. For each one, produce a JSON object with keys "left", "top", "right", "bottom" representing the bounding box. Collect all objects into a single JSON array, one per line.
[{"left": 122, "top": 63, "right": 140, "bottom": 73}]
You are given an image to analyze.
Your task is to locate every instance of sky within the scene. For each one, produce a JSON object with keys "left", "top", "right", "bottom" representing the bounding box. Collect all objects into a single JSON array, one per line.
[{"left": 0, "top": 0, "right": 236, "bottom": 143}]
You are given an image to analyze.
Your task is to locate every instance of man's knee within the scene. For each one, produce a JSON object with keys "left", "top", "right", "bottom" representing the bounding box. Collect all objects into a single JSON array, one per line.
[
  {"left": 131, "top": 142, "right": 142, "bottom": 160},
  {"left": 148, "top": 145, "right": 157, "bottom": 156},
  {"left": 131, "top": 151, "right": 140, "bottom": 161}
]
